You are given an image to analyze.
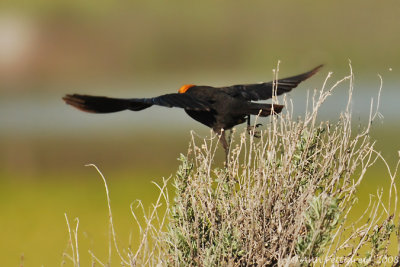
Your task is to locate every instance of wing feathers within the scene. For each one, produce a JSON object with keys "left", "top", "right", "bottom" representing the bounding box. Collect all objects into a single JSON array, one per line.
[
  {"left": 150, "top": 93, "right": 211, "bottom": 111},
  {"left": 223, "top": 65, "right": 323, "bottom": 101},
  {"left": 62, "top": 94, "right": 134, "bottom": 113},
  {"left": 63, "top": 93, "right": 211, "bottom": 114}
]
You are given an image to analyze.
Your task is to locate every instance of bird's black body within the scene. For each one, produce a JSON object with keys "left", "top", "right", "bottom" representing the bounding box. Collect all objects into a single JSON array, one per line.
[
  {"left": 63, "top": 65, "right": 323, "bottom": 156},
  {"left": 183, "top": 86, "right": 254, "bottom": 130}
]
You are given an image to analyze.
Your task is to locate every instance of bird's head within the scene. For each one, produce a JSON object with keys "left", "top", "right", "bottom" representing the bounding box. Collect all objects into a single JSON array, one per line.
[{"left": 178, "top": 84, "right": 195, "bottom": 94}]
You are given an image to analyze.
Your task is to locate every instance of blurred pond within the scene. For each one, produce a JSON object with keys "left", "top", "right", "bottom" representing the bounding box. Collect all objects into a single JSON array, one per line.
[{"left": 1, "top": 81, "right": 399, "bottom": 136}]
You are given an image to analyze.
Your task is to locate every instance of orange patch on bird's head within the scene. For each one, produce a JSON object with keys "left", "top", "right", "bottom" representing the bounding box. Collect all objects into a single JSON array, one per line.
[{"left": 178, "top": 84, "right": 195, "bottom": 94}]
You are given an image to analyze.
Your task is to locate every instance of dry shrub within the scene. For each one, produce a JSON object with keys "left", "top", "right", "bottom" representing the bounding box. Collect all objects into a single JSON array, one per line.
[
  {"left": 63, "top": 65, "right": 399, "bottom": 266},
  {"left": 165, "top": 65, "right": 398, "bottom": 266}
]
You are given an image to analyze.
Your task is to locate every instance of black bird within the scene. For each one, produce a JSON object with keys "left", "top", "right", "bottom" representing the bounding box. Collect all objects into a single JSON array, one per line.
[{"left": 63, "top": 65, "right": 322, "bottom": 156}]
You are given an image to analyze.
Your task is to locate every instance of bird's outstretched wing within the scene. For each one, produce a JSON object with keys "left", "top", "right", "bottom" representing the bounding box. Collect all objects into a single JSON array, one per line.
[
  {"left": 63, "top": 93, "right": 211, "bottom": 113},
  {"left": 221, "top": 65, "right": 323, "bottom": 101}
]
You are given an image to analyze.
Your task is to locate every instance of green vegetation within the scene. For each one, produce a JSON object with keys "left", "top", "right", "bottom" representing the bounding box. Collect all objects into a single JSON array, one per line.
[
  {"left": 1, "top": 1, "right": 399, "bottom": 90},
  {"left": 0, "top": 170, "right": 165, "bottom": 266}
]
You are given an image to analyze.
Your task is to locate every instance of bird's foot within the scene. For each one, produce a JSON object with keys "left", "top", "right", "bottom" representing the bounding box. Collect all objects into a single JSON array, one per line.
[{"left": 247, "top": 123, "right": 262, "bottom": 138}]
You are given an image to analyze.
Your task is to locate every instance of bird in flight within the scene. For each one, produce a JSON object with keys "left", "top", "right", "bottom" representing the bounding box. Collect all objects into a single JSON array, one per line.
[{"left": 63, "top": 65, "right": 322, "bottom": 157}]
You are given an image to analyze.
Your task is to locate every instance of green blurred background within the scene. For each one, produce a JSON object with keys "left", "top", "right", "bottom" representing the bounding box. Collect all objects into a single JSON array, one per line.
[{"left": 1, "top": 1, "right": 399, "bottom": 265}]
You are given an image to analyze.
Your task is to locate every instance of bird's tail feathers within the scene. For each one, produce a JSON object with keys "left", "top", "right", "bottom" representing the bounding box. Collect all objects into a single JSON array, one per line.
[{"left": 246, "top": 103, "right": 284, "bottom": 116}]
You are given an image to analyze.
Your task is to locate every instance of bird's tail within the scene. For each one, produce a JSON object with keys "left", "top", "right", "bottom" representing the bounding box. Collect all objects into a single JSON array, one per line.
[
  {"left": 246, "top": 103, "right": 284, "bottom": 117},
  {"left": 62, "top": 94, "right": 152, "bottom": 113}
]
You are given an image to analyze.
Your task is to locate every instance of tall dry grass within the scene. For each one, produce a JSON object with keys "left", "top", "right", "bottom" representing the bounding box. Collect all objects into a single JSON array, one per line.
[{"left": 62, "top": 65, "right": 399, "bottom": 266}]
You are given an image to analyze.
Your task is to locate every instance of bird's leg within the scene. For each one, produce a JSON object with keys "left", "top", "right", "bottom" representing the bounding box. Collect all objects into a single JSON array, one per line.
[
  {"left": 247, "top": 115, "right": 262, "bottom": 138},
  {"left": 227, "top": 129, "right": 233, "bottom": 148},
  {"left": 217, "top": 129, "right": 229, "bottom": 166}
]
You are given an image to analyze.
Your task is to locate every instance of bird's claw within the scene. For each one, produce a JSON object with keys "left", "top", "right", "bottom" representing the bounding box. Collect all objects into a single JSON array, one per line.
[{"left": 247, "top": 123, "right": 263, "bottom": 138}]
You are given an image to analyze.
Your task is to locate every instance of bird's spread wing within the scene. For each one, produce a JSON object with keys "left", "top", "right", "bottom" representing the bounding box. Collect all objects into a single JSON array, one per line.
[
  {"left": 63, "top": 94, "right": 135, "bottom": 113},
  {"left": 221, "top": 65, "right": 323, "bottom": 101},
  {"left": 133, "top": 93, "right": 211, "bottom": 111},
  {"left": 63, "top": 93, "right": 211, "bottom": 113}
]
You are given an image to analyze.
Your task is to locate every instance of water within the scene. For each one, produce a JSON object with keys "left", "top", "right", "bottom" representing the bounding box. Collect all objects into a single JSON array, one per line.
[{"left": 0, "top": 83, "right": 398, "bottom": 137}]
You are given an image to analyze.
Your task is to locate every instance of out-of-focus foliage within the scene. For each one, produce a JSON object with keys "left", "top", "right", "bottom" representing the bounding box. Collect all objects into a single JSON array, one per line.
[{"left": 1, "top": 1, "right": 399, "bottom": 90}]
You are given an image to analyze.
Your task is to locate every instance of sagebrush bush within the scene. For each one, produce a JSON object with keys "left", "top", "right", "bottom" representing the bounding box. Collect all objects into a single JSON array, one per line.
[
  {"left": 63, "top": 66, "right": 399, "bottom": 267},
  {"left": 165, "top": 95, "right": 378, "bottom": 265}
]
